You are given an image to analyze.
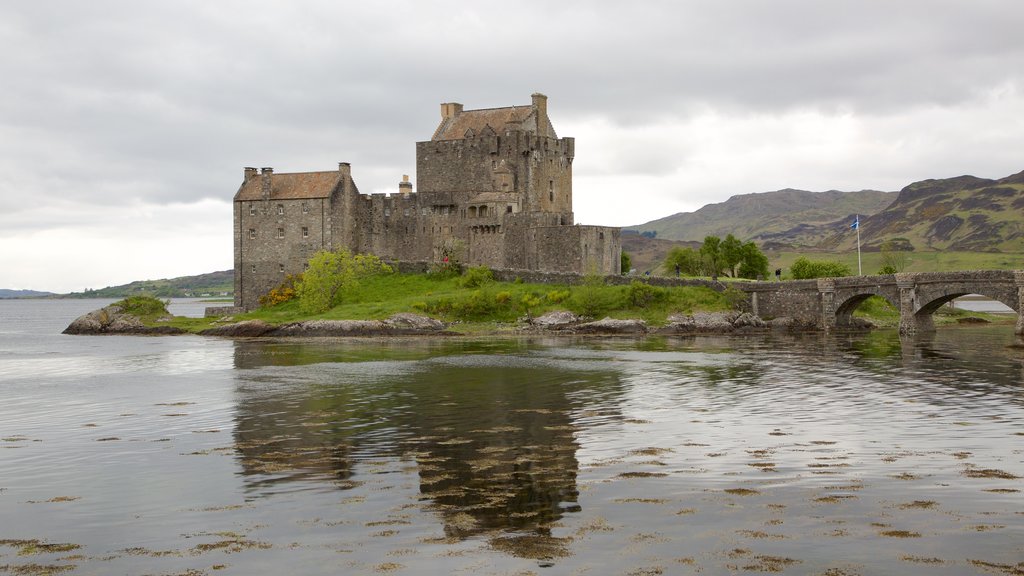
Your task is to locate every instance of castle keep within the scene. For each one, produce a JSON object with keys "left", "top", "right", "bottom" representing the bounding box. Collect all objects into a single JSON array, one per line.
[{"left": 233, "top": 93, "right": 621, "bottom": 310}]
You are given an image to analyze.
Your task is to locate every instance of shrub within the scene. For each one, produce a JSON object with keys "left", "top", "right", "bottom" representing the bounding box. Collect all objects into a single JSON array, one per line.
[
  {"left": 460, "top": 266, "right": 494, "bottom": 288},
  {"left": 546, "top": 289, "right": 570, "bottom": 303},
  {"left": 116, "top": 295, "right": 169, "bottom": 317},
  {"left": 495, "top": 290, "right": 512, "bottom": 304},
  {"left": 790, "top": 257, "right": 852, "bottom": 279},
  {"left": 295, "top": 249, "right": 393, "bottom": 314},
  {"left": 570, "top": 273, "right": 618, "bottom": 317},
  {"left": 259, "top": 273, "right": 301, "bottom": 307},
  {"left": 626, "top": 280, "right": 666, "bottom": 308},
  {"left": 722, "top": 286, "right": 748, "bottom": 311}
]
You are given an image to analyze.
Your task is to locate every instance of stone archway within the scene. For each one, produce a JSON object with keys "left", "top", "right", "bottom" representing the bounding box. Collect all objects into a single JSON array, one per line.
[{"left": 834, "top": 292, "right": 900, "bottom": 329}]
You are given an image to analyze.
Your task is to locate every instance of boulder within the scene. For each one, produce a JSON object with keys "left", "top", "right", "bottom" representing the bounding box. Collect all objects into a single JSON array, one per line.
[
  {"left": 199, "top": 320, "right": 275, "bottom": 337},
  {"left": 383, "top": 313, "right": 446, "bottom": 331},
  {"left": 529, "top": 310, "right": 579, "bottom": 329},
  {"left": 63, "top": 305, "right": 185, "bottom": 335},
  {"left": 576, "top": 317, "right": 647, "bottom": 334},
  {"left": 269, "top": 320, "right": 386, "bottom": 337}
]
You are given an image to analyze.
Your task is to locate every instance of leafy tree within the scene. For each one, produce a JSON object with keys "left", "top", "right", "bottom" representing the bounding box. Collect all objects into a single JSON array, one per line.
[
  {"left": 620, "top": 250, "right": 632, "bottom": 274},
  {"left": 664, "top": 246, "right": 703, "bottom": 276},
  {"left": 295, "top": 249, "right": 393, "bottom": 314},
  {"left": 737, "top": 241, "right": 770, "bottom": 279},
  {"left": 790, "top": 257, "right": 851, "bottom": 279},
  {"left": 699, "top": 236, "right": 724, "bottom": 277},
  {"left": 720, "top": 234, "right": 744, "bottom": 277}
]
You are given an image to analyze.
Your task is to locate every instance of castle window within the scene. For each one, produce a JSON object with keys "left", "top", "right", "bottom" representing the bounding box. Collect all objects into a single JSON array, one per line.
[
  {"left": 304, "top": 263, "right": 309, "bottom": 271},
  {"left": 249, "top": 204, "right": 256, "bottom": 216},
  {"left": 277, "top": 204, "right": 284, "bottom": 215},
  {"left": 492, "top": 160, "right": 496, "bottom": 169},
  {"left": 384, "top": 208, "right": 390, "bottom": 217},
  {"left": 279, "top": 264, "right": 285, "bottom": 273},
  {"left": 277, "top": 228, "right": 284, "bottom": 238},
  {"left": 302, "top": 203, "right": 309, "bottom": 214},
  {"left": 302, "top": 226, "right": 309, "bottom": 238},
  {"left": 248, "top": 229, "right": 256, "bottom": 239},
  {"left": 404, "top": 208, "right": 410, "bottom": 217},
  {"left": 251, "top": 264, "right": 256, "bottom": 273},
  {"left": 468, "top": 206, "right": 477, "bottom": 218},
  {"left": 507, "top": 205, "right": 512, "bottom": 213},
  {"left": 600, "top": 232, "right": 605, "bottom": 240}
]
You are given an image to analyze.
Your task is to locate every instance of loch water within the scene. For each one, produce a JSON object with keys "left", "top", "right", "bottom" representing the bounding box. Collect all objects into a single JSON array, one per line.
[{"left": 1, "top": 299, "right": 1022, "bottom": 575}]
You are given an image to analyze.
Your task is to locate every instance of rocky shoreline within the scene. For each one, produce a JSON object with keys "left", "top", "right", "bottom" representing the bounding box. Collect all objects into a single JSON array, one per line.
[{"left": 64, "top": 304, "right": 837, "bottom": 338}]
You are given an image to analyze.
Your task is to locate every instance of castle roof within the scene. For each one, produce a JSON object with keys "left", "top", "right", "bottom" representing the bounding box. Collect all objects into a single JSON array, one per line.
[
  {"left": 431, "top": 94, "right": 558, "bottom": 141},
  {"left": 234, "top": 171, "right": 345, "bottom": 201}
]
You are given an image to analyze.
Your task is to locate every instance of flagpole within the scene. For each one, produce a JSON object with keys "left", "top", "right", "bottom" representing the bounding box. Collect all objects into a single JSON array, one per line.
[{"left": 856, "top": 215, "right": 862, "bottom": 276}]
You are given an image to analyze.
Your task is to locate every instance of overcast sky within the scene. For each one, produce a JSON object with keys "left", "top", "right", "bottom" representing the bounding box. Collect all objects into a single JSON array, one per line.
[{"left": 2, "top": 1, "right": 1023, "bottom": 292}]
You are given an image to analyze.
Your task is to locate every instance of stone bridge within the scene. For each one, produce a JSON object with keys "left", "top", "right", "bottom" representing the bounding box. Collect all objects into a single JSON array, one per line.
[{"left": 740, "top": 270, "right": 1024, "bottom": 335}]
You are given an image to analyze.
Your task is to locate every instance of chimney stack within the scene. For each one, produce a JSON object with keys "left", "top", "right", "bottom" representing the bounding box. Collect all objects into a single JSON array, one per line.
[
  {"left": 399, "top": 174, "right": 412, "bottom": 195},
  {"left": 338, "top": 162, "right": 351, "bottom": 178},
  {"left": 260, "top": 167, "right": 273, "bottom": 200},
  {"left": 531, "top": 93, "right": 549, "bottom": 135},
  {"left": 244, "top": 167, "right": 257, "bottom": 180},
  {"left": 440, "top": 102, "right": 463, "bottom": 120}
]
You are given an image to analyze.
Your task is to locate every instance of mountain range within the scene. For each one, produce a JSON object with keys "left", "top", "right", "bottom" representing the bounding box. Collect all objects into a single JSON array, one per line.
[{"left": 629, "top": 169, "right": 1024, "bottom": 254}]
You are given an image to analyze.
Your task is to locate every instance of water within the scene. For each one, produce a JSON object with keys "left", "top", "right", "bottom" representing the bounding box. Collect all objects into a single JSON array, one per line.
[{"left": 1, "top": 300, "right": 1022, "bottom": 575}]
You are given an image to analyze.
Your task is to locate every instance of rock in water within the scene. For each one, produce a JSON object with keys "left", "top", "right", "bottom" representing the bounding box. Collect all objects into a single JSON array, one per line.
[{"left": 63, "top": 305, "right": 184, "bottom": 335}]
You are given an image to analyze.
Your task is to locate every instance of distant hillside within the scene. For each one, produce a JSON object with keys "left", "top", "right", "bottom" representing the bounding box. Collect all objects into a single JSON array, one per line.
[
  {"left": 630, "top": 189, "right": 896, "bottom": 242},
  {"left": 64, "top": 270, "right": 234, "bottom": 298},
  {"left": 759, "top": 170, "right": 1024, "bottom": 252},
  {"left": 621, "top": 234, "right": 700, "bottom": 274},
  {"left": 0, "top": 289, "right": 57, "bottom": 299}
]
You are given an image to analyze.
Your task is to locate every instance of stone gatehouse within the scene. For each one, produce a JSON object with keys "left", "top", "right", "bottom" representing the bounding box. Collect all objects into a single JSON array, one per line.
[{"left": 232, "top": 93, "right": 621, "bottom": 309}]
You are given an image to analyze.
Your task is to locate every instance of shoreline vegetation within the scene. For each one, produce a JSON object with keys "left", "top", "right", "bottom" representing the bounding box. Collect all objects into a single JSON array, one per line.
[{"left": 61, "top": 269, "right": 1013, "bottom": 337}]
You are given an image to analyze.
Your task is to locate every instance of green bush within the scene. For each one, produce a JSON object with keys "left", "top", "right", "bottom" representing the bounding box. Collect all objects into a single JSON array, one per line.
[
  {"left": 570, "top": 273, "right": 618, "bottom": 317},
  {"left": 790, "top": 257, "right": 852, "bottom": 279},
  {"left": 295, "top": 249, "right": 393, "bottom": 314},
  {"left": 546, "top": 289, "right": 570, "bottom": 303},
  {"left": 459, "top": 266, "right": 494, "bottom": 288},
  {"left": 116, "top": 295, "right": 169, "bottom": 317},
  {"left": 625, "top": 280, "right": 666, "bottom": 308}
]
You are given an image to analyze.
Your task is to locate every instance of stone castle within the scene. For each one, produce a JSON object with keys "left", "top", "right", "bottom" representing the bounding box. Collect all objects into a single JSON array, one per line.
[{"left": 232, "top": 93, "right": 621, "bottom": 310}]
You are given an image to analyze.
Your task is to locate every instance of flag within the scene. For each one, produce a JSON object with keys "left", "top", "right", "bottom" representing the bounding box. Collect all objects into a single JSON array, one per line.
[{"left": 850, "top": 217, "right": 859, "bottom": 230}]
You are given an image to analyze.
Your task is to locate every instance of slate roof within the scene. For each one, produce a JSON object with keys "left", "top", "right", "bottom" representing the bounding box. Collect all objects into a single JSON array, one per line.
[
  {"left": 432, "top": 102, "right": 560, "bottom": 141},
  {"left": 234, "top": 171, "right": 345, "bottom": 201}
]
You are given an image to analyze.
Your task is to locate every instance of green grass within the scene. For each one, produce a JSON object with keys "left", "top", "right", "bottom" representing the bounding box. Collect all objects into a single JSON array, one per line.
[
  {"left": 766, "top": 251, "right": 1024, "bottom": 278},
  {"left": 143, "top": 270, "right": 1017, "bottom": 334},
  {"left": 161, "top": 272, "right": 733, "bottom": 333}
]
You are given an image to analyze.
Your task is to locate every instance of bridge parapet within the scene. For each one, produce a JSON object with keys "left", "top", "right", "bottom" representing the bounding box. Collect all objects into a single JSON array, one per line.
[{"left": 736, "top": 270, "right": 1023, "bottom": 335}]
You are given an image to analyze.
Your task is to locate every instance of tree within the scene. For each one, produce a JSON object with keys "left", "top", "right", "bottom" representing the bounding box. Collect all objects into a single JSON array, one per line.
[
  {"left": 620, "top": 250, "right": 632, "bottom": 274},
  {"left": 721, "top": 234, "right": 744, "bottom": 277},
  {"left": 790, "top": 257, "right": 851, "bottom": 279},
  {"left": 737, "top": 241, "right": 770, "bottom": 279},
  {"left": 664, "top": 246, "right": 703, "bottom": 276},
  {"left": 295, "top": 249, "right": 392, "bottom": 314},
  {"left": 699, "top": 236, "right": 724, "bottom": 277}
]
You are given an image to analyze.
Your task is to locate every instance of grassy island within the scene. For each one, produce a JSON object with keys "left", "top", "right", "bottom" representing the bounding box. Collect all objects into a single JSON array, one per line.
[{"left": 113, "top": 265, "right": 1012, "bottom": 335}]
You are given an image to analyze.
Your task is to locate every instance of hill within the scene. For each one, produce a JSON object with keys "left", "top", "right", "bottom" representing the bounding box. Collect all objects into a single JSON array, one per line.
[
  {"left": 629, "top": 188, "right": 896, "bottom": 242},
  {"left": 0, "top": 289, "right": 57, "bottom": 299},
  {"left": 630, "top": 170, "right": 1024, "bottom": 256},
  {"left": 799, "top": 170, "right": 1024, "bottom": 253},
  {"left": 64, "top": 270, "right": 234, "bottom": 299}
]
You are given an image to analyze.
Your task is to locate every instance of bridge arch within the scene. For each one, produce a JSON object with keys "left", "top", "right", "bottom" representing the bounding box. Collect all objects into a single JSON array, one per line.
[{"left": 834, "top": 292, "right": 900, "bottom": 328}]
